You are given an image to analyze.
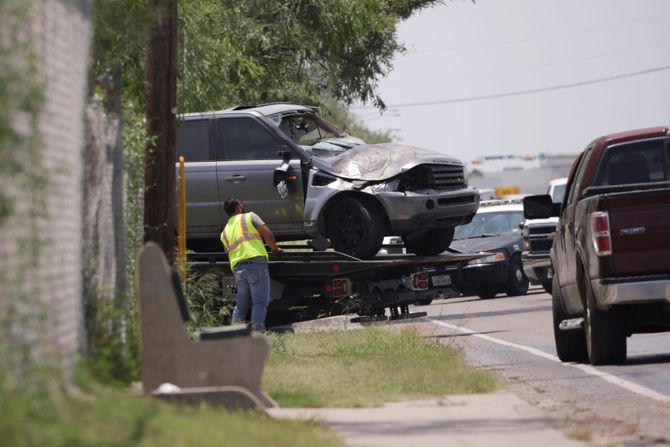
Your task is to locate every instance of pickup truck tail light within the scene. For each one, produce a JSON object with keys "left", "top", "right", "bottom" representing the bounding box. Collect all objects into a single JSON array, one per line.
[{"left": 591, "top": 211, "right": 612, "bottom": 256}]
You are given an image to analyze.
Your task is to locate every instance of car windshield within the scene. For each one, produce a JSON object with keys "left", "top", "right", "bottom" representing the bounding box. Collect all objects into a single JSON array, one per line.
[
  {"left": 454, "top": 211, "right": 524, "bottom": 240},
  {"left": 267, "top": 111, "right": 348, "bottom": 148},
  {"left": 550, "top": 184, "right": 566, "bottom": 203}
]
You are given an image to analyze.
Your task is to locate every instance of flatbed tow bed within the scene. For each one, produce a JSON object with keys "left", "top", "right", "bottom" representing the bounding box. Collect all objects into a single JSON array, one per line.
[{"left": 187, "top": 250, "right": 485, "bottom": 327}]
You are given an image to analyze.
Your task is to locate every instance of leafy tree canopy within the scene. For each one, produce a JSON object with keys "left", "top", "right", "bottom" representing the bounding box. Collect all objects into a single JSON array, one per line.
[{"left": 92, "top": 0, "right": 440, "bottom": 113}]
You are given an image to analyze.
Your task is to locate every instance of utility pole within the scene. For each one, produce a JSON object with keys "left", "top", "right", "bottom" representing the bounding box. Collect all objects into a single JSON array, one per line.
[{"left": 144, "top": 0, "right": 177, "bottom": 264}]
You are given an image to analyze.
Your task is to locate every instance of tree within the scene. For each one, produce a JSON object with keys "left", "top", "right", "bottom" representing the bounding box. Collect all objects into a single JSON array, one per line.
[{"left": 145, "top": 0, "right": 178, "bottom": 262}]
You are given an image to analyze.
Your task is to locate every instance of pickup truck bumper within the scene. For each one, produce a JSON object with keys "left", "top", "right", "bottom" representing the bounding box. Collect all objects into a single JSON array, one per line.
[
  {"left": 591, "top": 275, "right": 670, "bottom": 308},
  {"left": 380, "top": 188, "right": 479, "bottom": 233},
  {"left": 521, "top": 252, "right": 551, "bottom": 284}
]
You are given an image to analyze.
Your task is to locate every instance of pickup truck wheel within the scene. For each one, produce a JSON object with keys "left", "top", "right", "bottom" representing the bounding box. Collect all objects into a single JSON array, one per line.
[
  {"left": 505, "top": 256, "right": 529, "bottom": 296},
  {"left": 583, "top": 275, "right": 627, "bottom": 365},
  {"left": 327, "top": 197, "right": 383, "bottom": 259},
  {"left": 552, "top": 275, "right": 587, "bottom": 362},
  {"left": 402, "top": 227, "right": 455, "bottom": 256}
]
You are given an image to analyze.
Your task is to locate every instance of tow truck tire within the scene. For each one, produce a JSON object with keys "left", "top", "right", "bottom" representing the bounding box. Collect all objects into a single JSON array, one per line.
[
  {"left": 552, "top": 275, "right": 587, "bottom": 362},
  {"left": 402, "top": 227, "right": 455, "bottom": 256},
  {"left": 505, "top": 255, "right": 529, "bottom": 296},
  {"left": 583, "top": 273, "right": 627, "bottom": 365},
  {"left": 327, "top": 197, "right": 383, "bottom": 259}
]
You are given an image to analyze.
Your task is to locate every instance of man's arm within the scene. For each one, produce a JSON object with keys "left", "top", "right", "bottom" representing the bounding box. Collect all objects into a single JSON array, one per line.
[{"left": 258, "top": 224, "right": 282, "bottom": 253}]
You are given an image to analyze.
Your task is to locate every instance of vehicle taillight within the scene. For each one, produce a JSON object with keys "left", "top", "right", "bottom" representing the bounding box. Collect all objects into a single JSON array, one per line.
[
  {"left": 411, "top": 272, "right": 430, "bottom": 291},
  {"left": 331, "top": 278, "right": 351, "bottom": 298},
  {"left": 591, "top": 211, "right": 612, "bottom": 256}
]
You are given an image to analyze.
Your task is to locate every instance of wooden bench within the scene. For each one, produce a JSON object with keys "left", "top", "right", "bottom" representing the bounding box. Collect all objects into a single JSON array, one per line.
[{"left": 136, "top": 242, "right": 276, "bottom": 410}]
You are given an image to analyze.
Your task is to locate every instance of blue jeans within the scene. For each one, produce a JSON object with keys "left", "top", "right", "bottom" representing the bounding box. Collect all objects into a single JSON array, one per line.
[{"left": 231, "top": 261, "right": 270, "bottom": 331}]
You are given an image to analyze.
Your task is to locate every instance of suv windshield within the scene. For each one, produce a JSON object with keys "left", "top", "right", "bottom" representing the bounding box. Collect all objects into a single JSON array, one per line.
[
  {"left": 266, "top": 111, "right": 363, "bottom": 156},
  {"left": 454, "top": 211, "right": 524, "bottom": 240}
]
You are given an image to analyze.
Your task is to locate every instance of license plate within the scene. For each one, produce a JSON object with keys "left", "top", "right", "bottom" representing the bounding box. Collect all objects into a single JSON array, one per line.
[{"left": 432, "top": 274, "right": 452, "bottom": 286}]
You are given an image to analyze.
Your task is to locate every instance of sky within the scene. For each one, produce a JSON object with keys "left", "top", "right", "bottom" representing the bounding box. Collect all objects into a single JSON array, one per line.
[{"left": 352, "top": 0, "right": 670, "bottom": 166}]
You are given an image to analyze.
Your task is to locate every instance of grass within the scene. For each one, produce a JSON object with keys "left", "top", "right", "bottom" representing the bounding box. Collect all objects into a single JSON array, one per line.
[
  {"left": 0, "top": 373, "right": 343, "bottom": 447},
  {"left": 264, "top": 327, "right": 496, "bottom": 407}
]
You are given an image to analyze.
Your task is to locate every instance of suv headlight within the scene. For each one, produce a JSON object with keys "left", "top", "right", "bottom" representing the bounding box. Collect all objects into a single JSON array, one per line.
[
  {"left": 372, "top": 179, "right": 400, "bottom": 192},
  {"left": 468, "top": 251, "right": 506, "bottom": 265},
  {"left": 522, "top": 226, "right": 529, "bottom": 237}
]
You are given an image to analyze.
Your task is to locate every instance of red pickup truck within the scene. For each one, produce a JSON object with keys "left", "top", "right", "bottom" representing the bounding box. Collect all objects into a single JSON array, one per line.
[{"left": 524, "top": 127, "right": 670, "bottom": 365}]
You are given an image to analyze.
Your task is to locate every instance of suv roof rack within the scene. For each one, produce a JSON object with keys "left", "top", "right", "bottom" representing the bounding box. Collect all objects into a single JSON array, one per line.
[{"left": 231, "top": 103, "right": 320, "bottom": 113}]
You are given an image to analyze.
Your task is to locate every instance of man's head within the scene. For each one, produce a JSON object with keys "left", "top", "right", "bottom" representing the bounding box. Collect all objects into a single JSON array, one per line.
[{"left": 223, "top": 198, "right": 244, "bottom": 217}]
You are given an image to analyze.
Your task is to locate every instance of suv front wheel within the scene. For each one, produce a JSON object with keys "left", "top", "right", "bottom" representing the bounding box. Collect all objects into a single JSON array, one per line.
[{"left": 327, "top": 197, "right": 383, "bottom": 259}]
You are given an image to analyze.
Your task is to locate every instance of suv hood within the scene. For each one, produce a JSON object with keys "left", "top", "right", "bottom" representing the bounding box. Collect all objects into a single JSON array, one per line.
[{"left": 312, "top": 143, "right": 463, "bottom": 181}]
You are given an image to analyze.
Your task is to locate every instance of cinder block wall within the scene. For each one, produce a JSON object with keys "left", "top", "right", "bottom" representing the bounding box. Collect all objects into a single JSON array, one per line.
[{"left": 0, "top": 0, "right": 92, "bottom": 375}]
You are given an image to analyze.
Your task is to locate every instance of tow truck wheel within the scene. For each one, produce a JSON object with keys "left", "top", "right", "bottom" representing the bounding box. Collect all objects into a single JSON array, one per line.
[
  {"left": 402, "top": 227, "right": 455, "bottom": 256},
  {"left": 583, "top": 272, "right": 627, "bottom": 365},
  {"left": 327, "top": 197, "right": 383, "bottom": 259},
  {"left": 505, "top": 255, "right": 529, "bottom": 296},
  {"left": 552, "top": 275, "right": 587, "bottom": 362}
]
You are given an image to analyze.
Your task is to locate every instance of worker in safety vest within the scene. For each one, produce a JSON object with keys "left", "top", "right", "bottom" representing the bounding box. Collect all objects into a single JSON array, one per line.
[{"left": 221, "top": 198, "right": 283, "bottom": 331}]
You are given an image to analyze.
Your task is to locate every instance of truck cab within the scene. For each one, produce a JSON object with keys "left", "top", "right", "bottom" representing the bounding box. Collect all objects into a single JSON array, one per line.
[
  {"left": 524, "top": 127, "right": 670, "bottom": 365},
  {"left": 521, "top": 177, "right": 567, "bottom": 293}
]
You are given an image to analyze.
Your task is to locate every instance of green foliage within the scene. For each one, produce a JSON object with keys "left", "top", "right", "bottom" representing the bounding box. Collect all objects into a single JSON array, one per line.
[
  {"left": 0, "top": 0, "right": 45, "bottom": 225},
  {"left": 183, "top": 267, "right": 235, "bottom": 329},
  {"left": 0, "top": 366, "right": 343, "bottom": 447},
  {"left": 92, "top": 0, "right": 440, "bottom": 111},
  {"left": 320, "top": 99, "right": 395, "bottom": 144},
  {"left": 265, "top": 327, "right": 497, "bottom": 407}
]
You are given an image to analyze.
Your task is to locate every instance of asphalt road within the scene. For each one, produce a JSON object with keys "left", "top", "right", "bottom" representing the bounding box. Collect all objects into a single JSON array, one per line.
[{"left": 415, "top": 286, "right": 670, "bottom": 446}]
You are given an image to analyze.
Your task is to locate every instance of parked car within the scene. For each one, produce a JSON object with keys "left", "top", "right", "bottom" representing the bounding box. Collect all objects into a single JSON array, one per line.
[
  {"left": 176, "top": 103, "right": 480, "bottom": 258},
  {"left": 524, "top": 127, "right": 670, "bottom": 365},
  {"left": 521, "top": 177, "right": 568, "bottom": 293},
  {"left": 450, "top": 201, "right": 528, "bottom": 299}
]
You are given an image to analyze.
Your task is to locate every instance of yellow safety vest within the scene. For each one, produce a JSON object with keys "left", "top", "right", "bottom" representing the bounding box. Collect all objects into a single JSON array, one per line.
[{"left": 220, "top": 213, "right": 268, "bottom": 270}]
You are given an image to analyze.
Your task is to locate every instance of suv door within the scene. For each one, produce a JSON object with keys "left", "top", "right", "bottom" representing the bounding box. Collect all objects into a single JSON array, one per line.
[
  {"left": 215, "top": 116, "right": 306, "bottom": 236},
  {"left": 176, "top": 118, "right": 221, "bottom": 237}
]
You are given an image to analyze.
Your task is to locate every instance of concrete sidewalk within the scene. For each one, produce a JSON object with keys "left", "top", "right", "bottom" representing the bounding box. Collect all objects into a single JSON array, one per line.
[{"left": 269, "top": 392, "right": 585, "bottom": 447}]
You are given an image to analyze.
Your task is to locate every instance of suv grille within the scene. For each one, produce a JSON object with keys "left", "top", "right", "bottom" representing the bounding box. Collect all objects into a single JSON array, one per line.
[{"left": 429, "top": 165, "right": 465, "bottom": 189}]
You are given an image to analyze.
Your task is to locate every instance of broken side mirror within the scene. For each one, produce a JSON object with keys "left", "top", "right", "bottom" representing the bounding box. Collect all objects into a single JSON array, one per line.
[
  {"left": 274, "top": 165, "right": 290, "bottom": 199},
  {"left": 523, "top": 194, "right": 559, "bottom": 220}
]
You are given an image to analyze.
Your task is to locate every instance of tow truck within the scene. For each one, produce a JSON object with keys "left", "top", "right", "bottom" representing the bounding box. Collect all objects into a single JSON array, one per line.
[{"left": 187, "top": 247, "right": 486, "bottom": 327}]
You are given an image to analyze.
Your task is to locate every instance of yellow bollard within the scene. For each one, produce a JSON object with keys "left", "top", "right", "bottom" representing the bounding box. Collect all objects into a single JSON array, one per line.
[{"left": 178, "top": 155, "right": 187, "bottom": 284}]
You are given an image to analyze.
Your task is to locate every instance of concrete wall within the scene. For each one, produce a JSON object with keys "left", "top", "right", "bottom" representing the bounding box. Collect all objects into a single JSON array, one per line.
[{"left": 0, "top": 0, "right": 92, "bottom": 375}]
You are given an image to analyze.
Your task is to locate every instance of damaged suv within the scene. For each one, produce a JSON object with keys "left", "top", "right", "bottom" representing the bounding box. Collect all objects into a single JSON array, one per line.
[{"left": 176, "top": 103, "right": 479, "bottom": 258}]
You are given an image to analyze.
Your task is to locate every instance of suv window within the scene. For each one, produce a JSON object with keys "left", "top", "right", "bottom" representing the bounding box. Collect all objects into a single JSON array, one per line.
[
  {"left": 595, "top": 140, "right": 668, "bottom": 186},
  {"left": 219, "top": 117, "right": 283, "bottom": 160},
  {"left": 176, "top": 119, "right": 211, "bottom": 162}
]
